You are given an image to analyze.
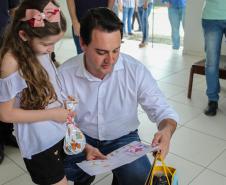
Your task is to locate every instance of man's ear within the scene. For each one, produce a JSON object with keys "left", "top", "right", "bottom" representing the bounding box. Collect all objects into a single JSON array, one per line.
[
  {"left": 18, "top": 30, "right": 29, "bottom": 41},
  {"left": 79, "top": 37, "right": 87, "bottom": 52}
]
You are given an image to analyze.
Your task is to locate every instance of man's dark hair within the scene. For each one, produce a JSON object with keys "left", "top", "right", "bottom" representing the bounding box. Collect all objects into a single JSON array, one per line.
[{"left": 80, "top": 7, "right": 123, "bottom": 45}]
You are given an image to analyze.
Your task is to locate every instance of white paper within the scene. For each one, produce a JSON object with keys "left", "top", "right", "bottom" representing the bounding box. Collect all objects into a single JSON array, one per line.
[{"left": 77, "top": 141, "right": 158, "bottom": 176}]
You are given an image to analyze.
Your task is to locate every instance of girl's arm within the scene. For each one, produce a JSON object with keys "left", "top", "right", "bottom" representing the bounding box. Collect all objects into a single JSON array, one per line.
[
  {"left": 0, "top": 52, "right": 70, "bottom": 124},
  {"left": 0, "top": 98, "right": 69, "bottom": 123}
]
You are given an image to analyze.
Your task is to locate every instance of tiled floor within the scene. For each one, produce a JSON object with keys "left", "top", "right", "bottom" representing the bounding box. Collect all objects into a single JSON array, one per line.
[{"left": 1, "top": 39, "right": 226, "bottom": 185}]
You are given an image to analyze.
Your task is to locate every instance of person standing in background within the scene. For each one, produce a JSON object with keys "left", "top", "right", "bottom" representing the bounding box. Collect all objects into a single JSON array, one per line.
[
  {"left": 113, "top": 0, "right": 119, "bottom": 16},
  {"left": 137, "top": 0, "right": 153, "bottom": 48},
  {"left": 162, "top": 0, "right": 186, "bottom": 50},
  {"left": 132, "top": 0, "right": 141, "bottom": 32},
  {"left": 0, "top": 0, "right": 20, "bottom": 165},
  {"left": 202, "top": 0, "right": 226, "bottom": 116},
  {"left": 121, "top": 0, "right": 135, "bottom": 35},
  {"left": 66, "top": 0, "right": 115, "bottom": 55}
]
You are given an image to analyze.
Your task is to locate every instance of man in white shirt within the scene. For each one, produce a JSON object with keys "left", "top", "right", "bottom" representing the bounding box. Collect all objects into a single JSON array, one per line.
[{"left": 59, "top": 7, "right": 178, "bottom": 185}]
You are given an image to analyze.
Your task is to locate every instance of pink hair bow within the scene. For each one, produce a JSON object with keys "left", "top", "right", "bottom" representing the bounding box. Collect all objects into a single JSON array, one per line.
[{"left": 21, "top": 2, "right": 60, "bottom": 27}]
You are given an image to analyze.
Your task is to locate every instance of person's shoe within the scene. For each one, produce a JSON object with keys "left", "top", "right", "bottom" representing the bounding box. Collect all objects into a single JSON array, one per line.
[
  {"left": 128, "top": 32, "right": 133, "bottom": 36},
  {"left": 204, "top": 101, "right": 218, "bottom": 116},
  {"left": 172, "top": 46, "right": 179, "bottom": 50},
  {"left": 4, "top": 135, "right": 18, "bottom": 148},
  {"left": 139, "top": 42, "right": 147, "bottom": 48},
  {"left": 0, "top": 144, "right": 4, "bottom": 164}
]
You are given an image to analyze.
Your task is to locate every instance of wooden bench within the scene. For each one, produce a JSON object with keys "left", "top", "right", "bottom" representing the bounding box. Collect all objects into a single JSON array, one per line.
[{"left": 187, "top": 55, "right": 226, "bottom": 99}]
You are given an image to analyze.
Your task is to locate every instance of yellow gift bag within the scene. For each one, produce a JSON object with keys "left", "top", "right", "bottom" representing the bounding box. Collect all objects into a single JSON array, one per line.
[{"left": 145, "top": 154, "right": 178, "bottom": 185}]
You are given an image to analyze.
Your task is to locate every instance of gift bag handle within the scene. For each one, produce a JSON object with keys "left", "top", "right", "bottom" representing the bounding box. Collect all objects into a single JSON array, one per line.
[{"left": 150, "top": 153, "right": 172, "bottom": 185}]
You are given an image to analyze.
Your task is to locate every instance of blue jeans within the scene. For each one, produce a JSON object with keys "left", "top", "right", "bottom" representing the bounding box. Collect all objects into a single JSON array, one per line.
[
  {"left": 138, "top": 3, "right": 152, "bottom": 43},
  {"left": 202, "top": 19, "right": 226, "bottom": 102},
  {"left": 64, "top": 130, "right": 151, "bottom": 185},
  {"left": 123, "top": 7, "right": 135, "bottom": 34},
  {"left": 168, "top": 7, "right": 185, "bottom": 49},
  {"left": 72, "top": 26, "right": 83, "bottom": 55}
]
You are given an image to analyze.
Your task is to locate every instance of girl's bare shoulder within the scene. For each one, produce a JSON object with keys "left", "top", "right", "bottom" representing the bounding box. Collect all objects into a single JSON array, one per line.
[{"left": 1, "top": 52, "right": 19, "bottom": 78}]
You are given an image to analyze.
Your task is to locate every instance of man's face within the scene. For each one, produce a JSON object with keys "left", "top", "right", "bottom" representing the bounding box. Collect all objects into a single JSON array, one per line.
[{"left": 81, "top": 29, "right": 121, "bottom": 79}]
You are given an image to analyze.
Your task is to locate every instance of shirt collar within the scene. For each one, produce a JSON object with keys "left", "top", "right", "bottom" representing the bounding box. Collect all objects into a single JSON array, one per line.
[{"left": 74, "top": 53, "right": 124, "bottom": 81}]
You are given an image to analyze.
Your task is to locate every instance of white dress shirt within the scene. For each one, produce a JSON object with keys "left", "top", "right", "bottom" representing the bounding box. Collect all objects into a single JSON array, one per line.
[{"left": 59, "top": 53, "right": 179, "bottom": 141}]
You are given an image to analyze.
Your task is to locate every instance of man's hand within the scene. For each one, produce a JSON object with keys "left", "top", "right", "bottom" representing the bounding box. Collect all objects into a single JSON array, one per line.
[
  {"left": 151, "top": 119, "right": 177, "bottom": 159},
  {"left": 85, "top": 144, "right": 107, "bottom": 160},
  {"left": 151, "top": 128, "right": 171, "bottom": 159}
]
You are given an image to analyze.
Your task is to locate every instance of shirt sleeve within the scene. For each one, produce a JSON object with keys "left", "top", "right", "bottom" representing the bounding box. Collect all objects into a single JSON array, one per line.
[
  {"left": 137, "top": 65, "right": 179, "bottom": 126},
  {"left": 0, "top": 71, "right": 27, "bottom": 102}
]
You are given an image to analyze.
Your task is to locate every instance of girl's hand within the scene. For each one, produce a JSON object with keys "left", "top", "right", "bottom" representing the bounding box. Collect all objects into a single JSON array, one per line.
[
  {"left": 51, "top": 108, "right": 75, "bottom": 123},
  {"left": 85, "top": 144, "right": 107, "bottom": 161}
]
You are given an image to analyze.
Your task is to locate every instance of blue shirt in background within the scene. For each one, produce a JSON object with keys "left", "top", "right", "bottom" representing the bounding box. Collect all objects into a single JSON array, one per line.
[{"left": 162, "top": 0, "right": 186, "bottom": 8}]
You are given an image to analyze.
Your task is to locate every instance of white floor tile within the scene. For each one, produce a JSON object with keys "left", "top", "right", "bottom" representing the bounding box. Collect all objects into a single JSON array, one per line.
[
  {"left": 169, "top": 89, "right": 208, "bottom": 109},
  {"left": 168, "top": 100, "right": 203, "bottom": 125},
  {"left": 157, "top": 81, "right": 185, "bottom": 98},
  {"left": 138, "top": 113, "right": 158, "bottom": 143},
  {"left": 170, "top": 127, "right": 226, "bottom": 167},
  {"left": 186, "top": 113, "right": 226, "bottom": 140},
  {"left": 4, "top": 173, "right": 35, "bottom": 185},
  {"left": 4, "top": 146, "right": 27, "bottom": 171},
  {"left": 93, "top": 174, "right": 113, "bottom": 185},
  {"left": 164, "top": 153, "right": 204, "bottom": 185},
  {"left": 190, "top": 169, "right": 226, "bottom": 185},
  {"left": 208, "top": 150, "right": 226, "bottom": 177},
  {"left": 0, "top": 157, "right": 24, "bottom": 185}
]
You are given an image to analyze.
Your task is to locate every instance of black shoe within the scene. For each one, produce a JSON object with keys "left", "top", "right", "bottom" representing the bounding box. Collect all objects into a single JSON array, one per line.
[
  {"left": 204, "top": 101, "right": 218, "bottom": 116},
  {"left": 0, "top": 144, "right": 4, "bottom": 164},
  {"left": 4, "top": 135, "right": 18, "bottom": 148}
]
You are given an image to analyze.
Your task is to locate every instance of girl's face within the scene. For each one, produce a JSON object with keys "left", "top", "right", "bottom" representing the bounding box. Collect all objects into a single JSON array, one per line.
[{"left": 30, "top": 32, "right": 64, "bottom": 55}]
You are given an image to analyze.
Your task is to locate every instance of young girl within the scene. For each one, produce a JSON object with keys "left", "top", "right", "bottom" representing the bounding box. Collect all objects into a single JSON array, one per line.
[{"left": 0, "top": 1, "right": 105, "bottom": 184}]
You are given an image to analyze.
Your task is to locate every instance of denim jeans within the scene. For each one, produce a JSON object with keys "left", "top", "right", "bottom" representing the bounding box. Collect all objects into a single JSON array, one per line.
[
  {"left": 202, "top": 19, "right": 226, "bottom": 102},
  {"left": 123, "top": 7, "right": 135, "bottom": 34},
  {"left": 168, "top": 7, "right": 185, "bottom": 49},
  {"left": 138, "top": 3, "right": 152, "bottom": 43},
  {"left": 64, "top": 130, "right": 151, "bottom": 185},
  {"left": 72, "top": 26, "right": 83, "bottom": 55}
]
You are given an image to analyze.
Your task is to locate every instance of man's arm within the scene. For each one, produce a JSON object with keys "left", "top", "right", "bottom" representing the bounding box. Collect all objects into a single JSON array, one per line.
[
  {"left": 66, "top": 0, "right": 80, "bottom": 36},
  {"left": 108, "top": 0, "right": 115, "bottom": 10},
  {"left": 151, "top": 118, "right": 177, "bottom": 159}
]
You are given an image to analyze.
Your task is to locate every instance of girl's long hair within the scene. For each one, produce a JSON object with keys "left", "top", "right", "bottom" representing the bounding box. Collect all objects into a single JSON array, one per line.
[{"left": 0, "top": 0, "right": 66, "bottom": 110}]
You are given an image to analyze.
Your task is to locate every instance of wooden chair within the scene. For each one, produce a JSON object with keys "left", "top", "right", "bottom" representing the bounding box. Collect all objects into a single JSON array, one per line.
[{"left": 187, "top": 55, "right": 226, "bottom": 99}]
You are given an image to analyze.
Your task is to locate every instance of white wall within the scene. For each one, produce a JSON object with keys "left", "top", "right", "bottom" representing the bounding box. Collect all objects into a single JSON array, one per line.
[{"left": 183, "top": 0, "right": 226, "bottom": 56}]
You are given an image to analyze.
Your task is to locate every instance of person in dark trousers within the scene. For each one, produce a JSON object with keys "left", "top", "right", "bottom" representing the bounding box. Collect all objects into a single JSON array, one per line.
[
  {"left": 0, "top": 0, "right": 20, "bottom": 165},
  {"left": 66, "top": 0, "right": 115, "bottom": 55}
]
